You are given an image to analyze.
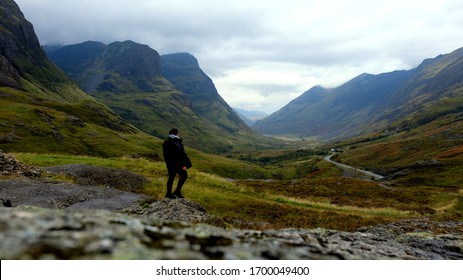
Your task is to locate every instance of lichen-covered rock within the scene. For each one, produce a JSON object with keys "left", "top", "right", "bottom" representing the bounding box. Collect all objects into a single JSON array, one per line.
[
  {"left": 0, "top": 206, "right": 461, "bottom": 260},
  {"left": 124, "top": 199, "right": 217, "bottom": 224}
]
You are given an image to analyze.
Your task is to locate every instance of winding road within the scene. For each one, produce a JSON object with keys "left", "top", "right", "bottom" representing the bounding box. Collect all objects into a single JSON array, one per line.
[{"left": 324, "top": 154, "right": 385, "bottom": 181}]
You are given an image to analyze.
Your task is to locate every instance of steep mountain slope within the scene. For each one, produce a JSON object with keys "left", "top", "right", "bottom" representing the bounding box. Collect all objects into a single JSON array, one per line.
[
  {"left": 47, "top": 42, "right": 279, "bottom": 153},
  {"left": 383, "top": 48, "right": 463, "bottom": 132},
  {"left": 0, "top": 0, "right": 80, "bottom": 97},
  {"left": 254, "top": 48, "right": 463, "bottom": 141},
  {"left": 0, "top": 0, "right": 160, "bottom": 157},
  {"left": 161, "top": 53, "right": 249, "bottom": 133}
]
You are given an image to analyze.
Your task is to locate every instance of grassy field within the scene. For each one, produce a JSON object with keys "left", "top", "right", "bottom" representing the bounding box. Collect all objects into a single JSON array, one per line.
[{"left": 13, "top": 151, "right": 463, "bottom": 231}]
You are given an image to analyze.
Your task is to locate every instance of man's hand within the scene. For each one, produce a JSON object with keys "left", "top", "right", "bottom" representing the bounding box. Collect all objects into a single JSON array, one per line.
[{"left": 182, "top": 166, "right": 187, "bottom": 170}]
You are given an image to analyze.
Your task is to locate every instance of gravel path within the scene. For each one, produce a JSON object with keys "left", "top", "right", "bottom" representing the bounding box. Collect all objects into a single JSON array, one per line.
[{"left": 324, "top": 154, "right": 385, "bottom": 180}]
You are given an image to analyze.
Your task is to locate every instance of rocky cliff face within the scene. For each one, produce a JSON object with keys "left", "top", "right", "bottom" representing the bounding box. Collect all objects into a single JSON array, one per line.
[
  {"left": 0, "top": 0, "right": 39, "bottom": 88},
  {"left": 0, "top": 0, "right": 44, "bottom": 67},
  {"left": 0, "top": 0, "right": 69, "bottom": 90},
  {"left": 0, "top": 53, "right": 21, "bottom": 88}
]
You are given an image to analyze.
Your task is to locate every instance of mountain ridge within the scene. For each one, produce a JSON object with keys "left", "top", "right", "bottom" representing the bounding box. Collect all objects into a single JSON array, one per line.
[
  {"left": 46, "top": 41, "right": 279, "bottom": 153},
  {"left": 253, "top": 47, "right": 463, "bottom": 141}
]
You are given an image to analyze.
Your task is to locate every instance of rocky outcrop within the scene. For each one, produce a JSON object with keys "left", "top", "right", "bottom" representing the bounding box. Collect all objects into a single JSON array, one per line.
[
  {"left": 0, "top": 54, "right": 21, "bottom": 88},
  {"left": 43, "top": 164, "right": 148, "bottom": 192},
  {"left": 0, "top": 153, "right": 218, "bottom": 222},
  {"left": 0, "top": 152, "right": 148, "bottom": 210},
  {"left": 0, "top": 177, "right": 148, "bottom": 210},
  {"left": 0, "top": 0, "right": 62, "bottom": 89},
  {"left": 0, "top": 206, "right": 461, "bottom": 260},
  {"left": 0, "top": 150, "right": 40, "bottom": 178},
  {"left": 122, "top": 199, "right": 219, "bottom": 224}
]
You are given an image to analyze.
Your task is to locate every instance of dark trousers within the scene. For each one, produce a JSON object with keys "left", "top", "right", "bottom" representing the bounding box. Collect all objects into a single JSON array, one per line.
[{"left": 166, "top": 168, "right": 188, "bottom": 194}]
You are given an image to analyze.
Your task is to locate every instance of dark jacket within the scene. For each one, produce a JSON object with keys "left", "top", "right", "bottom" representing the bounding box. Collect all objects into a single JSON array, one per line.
[{"left": 163, "top": 136, "right": 192, "bottom": 170}]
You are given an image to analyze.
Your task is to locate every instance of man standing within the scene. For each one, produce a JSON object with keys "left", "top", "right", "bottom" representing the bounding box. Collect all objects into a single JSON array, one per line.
[{"left": 162, "top": 128, "right": 192, "bottom": 199}]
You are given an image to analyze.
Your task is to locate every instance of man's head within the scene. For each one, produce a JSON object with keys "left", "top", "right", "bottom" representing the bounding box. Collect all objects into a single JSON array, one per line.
[{"left": 169, "top": 128, "right": 179, "bottom": 135}]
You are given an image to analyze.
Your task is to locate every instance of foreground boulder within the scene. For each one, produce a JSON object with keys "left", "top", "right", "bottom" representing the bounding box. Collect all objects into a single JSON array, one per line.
[{"left": 0, "top": 206, "right": 461, "bottom": 260}]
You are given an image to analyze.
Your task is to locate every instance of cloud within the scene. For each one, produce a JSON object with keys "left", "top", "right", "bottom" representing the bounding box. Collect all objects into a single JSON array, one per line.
[{"left": 15, "top": 0, "right": 463, "bottom": 113}]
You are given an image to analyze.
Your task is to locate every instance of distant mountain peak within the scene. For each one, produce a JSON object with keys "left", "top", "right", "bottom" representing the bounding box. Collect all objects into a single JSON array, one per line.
[{"left": 234, "top": 108, "right": 269, "bottom": 125}]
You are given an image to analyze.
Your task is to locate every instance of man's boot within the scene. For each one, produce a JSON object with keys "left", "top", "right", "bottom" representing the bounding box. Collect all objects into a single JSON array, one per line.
[
  {"left": 173, "top": 187, "right": 184, "bottom": 198},
  {"left": 165, "top": 186, "right": 176, "bottom": 199}
]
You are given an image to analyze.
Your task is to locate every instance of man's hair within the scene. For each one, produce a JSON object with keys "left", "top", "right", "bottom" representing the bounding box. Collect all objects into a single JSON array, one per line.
[{"left": 169, "top": 128, "right": 178, "bottom": 135}]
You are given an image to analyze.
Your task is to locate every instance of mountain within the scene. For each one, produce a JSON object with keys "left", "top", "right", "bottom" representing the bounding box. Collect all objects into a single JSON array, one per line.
[
  {"left": 253, "top": 47, "right": 463, "bottom": 141},
  {"left": 46, "top": 43, "right": 278, "bottom": 153},
  {"left": 161, "top": 53, "right": 249, "bottom": 134},
  {"left": 47, "top": 40, "right": 165, "bottom": 93},
  {"left": 233, "top": 108, "right": 269, "bottom": 125},
  {"left": 0, "top": 0, "right": 161, "bottom": 157}
]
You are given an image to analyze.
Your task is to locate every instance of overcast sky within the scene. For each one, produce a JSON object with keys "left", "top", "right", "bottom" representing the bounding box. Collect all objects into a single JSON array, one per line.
[{"left": 15, "top": 0, "right": 463, "bottom": 114}]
